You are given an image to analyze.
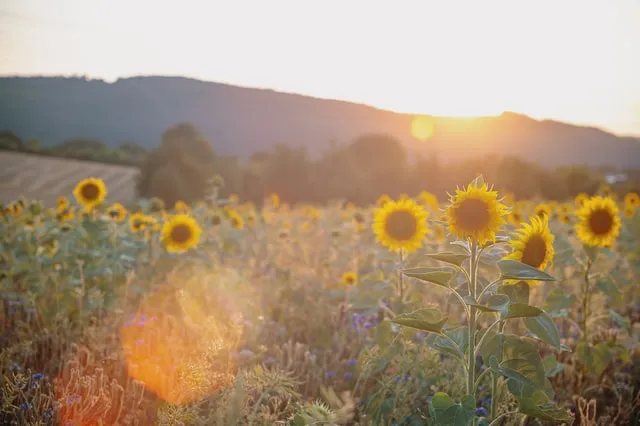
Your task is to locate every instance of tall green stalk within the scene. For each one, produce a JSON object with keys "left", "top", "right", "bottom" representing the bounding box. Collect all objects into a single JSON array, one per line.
[{"left": 467, "top": 242, "right": 478, "bottom": 399}]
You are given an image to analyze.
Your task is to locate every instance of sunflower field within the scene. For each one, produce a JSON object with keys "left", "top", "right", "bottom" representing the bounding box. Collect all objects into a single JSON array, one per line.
[{"left": 1, "top": 175, "right": 639, "bottom": 426}]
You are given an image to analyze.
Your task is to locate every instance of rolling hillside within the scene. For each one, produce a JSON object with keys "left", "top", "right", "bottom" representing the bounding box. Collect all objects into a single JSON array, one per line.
[
  {"left": 1, "top": 76, "right": 640, "bottom": 168},
  {"left": 0, "top": 151, "right": 138, "bottom": 206}
]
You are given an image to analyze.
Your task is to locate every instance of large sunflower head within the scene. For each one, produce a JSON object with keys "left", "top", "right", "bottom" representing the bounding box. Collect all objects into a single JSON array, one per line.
[
  {"left": 504, "top": 216, "right": 555, "bottom": 285},
  {"left": 574, "top": 196, "right": 621, "bottom": 248},
  {"left": 373, "top": 198, "right": 429, "bottom": 253},
  {"left": 73, "top": 177, "right": 107, "bottom": 209},
  {"left": 161, "top": 214, "right": 202, "bottom": 253},
  {"left": 624, "top": 192, "right": 639, "bottom": 208},
  {"left": 445, "top": 179, "right": 508, "bottom": 245},
  {"left": 107, "top": 202, "right": 127, "bottom": 223}
]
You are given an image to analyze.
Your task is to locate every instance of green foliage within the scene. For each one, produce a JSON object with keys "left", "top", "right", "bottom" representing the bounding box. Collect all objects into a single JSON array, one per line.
[{"left": 137, "top": 123, "right": 217, "bottom": 205}]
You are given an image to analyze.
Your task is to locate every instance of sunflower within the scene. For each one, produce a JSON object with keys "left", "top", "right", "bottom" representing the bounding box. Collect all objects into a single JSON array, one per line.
[
  {"left": 57, "top": 207, "right": 75, "bottom": 223},
  {"left": 270, "top": 193, "right": 280, "bottom": 209},
  {"left": 574, "top": 193, "right": 589, "bottom": 207},
  {"left": 558, "top": 212, "right": 572, "bottom": 225},
  {"left": 73, "top": 177, "right": 107, "bottom": 209},
  {"left": 161, "top": 214, "right": 202, "bottom": 253},
  {"left": 57, "top": 196, "right": 70, "bottom": 212},
  {"left": 129, "top": 212, "right": 149, "bottom": 233},
  {"left": 229, "top": 193, "right": 240, "bottom": 203},
  {"left": 558, "top": 203, "right": 573, "bottom": 214},
  {"left": 623, "top": 205, "right": 636, "bottom": 218},
  {"left": 228, "top": 210, "right": 244, "bottom": 229},
  {"left": 504, "top": 216, "right": 555, "bottom": 285},
  {"left": 210, "top": 211, "right": 222, "bottom": 226},
  {"left": 107, "top": 202, "right": 127, "bottom": 223},
  {"left": 342, "top": 272, "right": 357, "bottom": 286},
  {"left": 508, "top": 209, "right": 524, "bottom": 225},
  {"left": 373, "top": 198, "right": 429, "bottom": 253},
  {"left": 174, "top": 201, "right": 191, "bottom": 214},
  {"left": 445, "top": 181, "right": 508, "bottom": 245},
  {"left": 533, "top": 203, "right": 551, "bottom": 220},
  {"left": 246, "top": 212, "right": 256, "bottom": 226},
  {"left": 377, "top": 194, "right": 392, "bottom": 207},
  {"left": 419, "top": 191, "right": 440, "bottom": 211},
  {"left": 8, "top": 202, "right": 22, "bottom": 216},
  {"left": 599, "top": 184, "right": 613, "bottom": 198},
  {"left": 574, "top": 196, "right": 621, "bottom": 248},
  {"left": 624, "top": 192, "right": 639, "bottom": 208},
  {"left": 301, "top": 221, "right": 313, "bottom": 233},
  {"left": 434, "top": 224, "right": 446, "bottom": 243}
]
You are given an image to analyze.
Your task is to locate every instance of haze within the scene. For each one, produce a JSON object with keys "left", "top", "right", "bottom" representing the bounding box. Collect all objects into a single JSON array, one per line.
[{"left": 1, "top": 0, "right": 639, "bottom": 136}]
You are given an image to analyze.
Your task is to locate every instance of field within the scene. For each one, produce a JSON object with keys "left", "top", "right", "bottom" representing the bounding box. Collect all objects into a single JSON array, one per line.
[
  {"left": 0, "top": 152, "right": 138, "bottom": 207},
  {"left": 1, "top": 173, "right": 639, "bottom": 425}
]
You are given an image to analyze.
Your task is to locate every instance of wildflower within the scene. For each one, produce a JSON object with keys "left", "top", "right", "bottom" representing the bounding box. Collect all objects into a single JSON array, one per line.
[
  {"left": 446, "top": 180, "right": 508, "bottom": 245},
  {"left": 161, "top": 214, "right": 202, "bottom": 253},
  {"left": 325, "top": 371, "right": 336, "bottom": 379},
  {"left": 32, "top": 373, "right": 44, "bottom": 381},
  {"left": 574, "top": 196, "right": 621, "bottom": 248},
  {"left": 504, "top": 216, "right": 554, "bottom": 285},
  {"left": 346, "top": 359, "right": 357, "bottom": 367},
  {"left": 475, "top": 407, "right": 488, "bottom": 417},
  {"left": 342, "top": 272, "right": 357, "bottom": 286},
  {"left": 373, "top": 198, "right": 429, "bottom": 253},
  {"left": 73, "top": 177, "right": 107, "bottom": 210},
  {"left": 344, "top": 372, "right": 353, "bottom": 380}
]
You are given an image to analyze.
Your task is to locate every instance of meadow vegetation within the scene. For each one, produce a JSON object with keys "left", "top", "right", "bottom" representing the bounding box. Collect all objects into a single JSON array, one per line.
[{"left": 1, "top": 156, "right": 639, "bottom": 425}]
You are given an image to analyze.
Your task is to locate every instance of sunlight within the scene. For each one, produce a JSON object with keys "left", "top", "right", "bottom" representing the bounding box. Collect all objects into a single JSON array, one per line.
[
  {"left": 410, "top": 116, "right": 435, "bottom": 141},
  {"left": 120, "top": 277, "right": 243, "bottom": 404}
]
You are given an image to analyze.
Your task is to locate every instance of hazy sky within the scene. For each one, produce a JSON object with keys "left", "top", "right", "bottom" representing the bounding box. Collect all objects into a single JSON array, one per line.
[{"left": 1, "top": 0, "right": 639, "bottom": 136}]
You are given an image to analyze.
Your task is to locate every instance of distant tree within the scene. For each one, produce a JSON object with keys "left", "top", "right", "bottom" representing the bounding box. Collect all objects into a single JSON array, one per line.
[
  {"left": 0, "top": 131, "right": 24, "bottom": 151},
  {"left": 137, "top": 123, "right": 216, "bottom": 205}
]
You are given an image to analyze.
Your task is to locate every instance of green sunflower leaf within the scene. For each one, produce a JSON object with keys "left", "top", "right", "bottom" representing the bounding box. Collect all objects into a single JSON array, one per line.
[
  {"left": 402, "top": 267, "right": 454, "bottom": 288},
  {"left": 391, "top": 308, "right": 448, "bottom": 335},
  {"left": 425, "top": 252, "right": 470, "bottom": 267},
  {"left": 497, "top": 260, "right": 556, "bottom": 281}
]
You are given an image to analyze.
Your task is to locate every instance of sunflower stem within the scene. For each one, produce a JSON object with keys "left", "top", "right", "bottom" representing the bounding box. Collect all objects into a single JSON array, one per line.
[
  {"left": 490, "top": 320, "right": 506, "bottom": 421},
  {"left": 399, "top": 249, "right": 405, "bottom": 302},
  {"left": 581, "top": 259, "right": 592, "bottom": 345},
  {"left": 467, "top": 241, "right": 478, "bottom": 406}
]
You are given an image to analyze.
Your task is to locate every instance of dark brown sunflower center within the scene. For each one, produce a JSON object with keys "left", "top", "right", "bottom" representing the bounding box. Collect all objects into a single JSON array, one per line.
[
  {"left": 588, "top": 209, "right": 613, "bottom": 235},
  {"left": 384, "top": 210, "right": 417, "bottom": 241},
  {"left": 170, "top": 224, "right": 192, "bottom": 243},
  {"left": 345, "top": 275, "right": 355, "bottom": 284},
  {"left": 455, "top": 199, "right": 490, "bottom": 231},
  {"left": 211, "top": 215, "right": 221, "bottom": 225},
  {"left": 520, "top": 235, "right": 547, "bottom": 268},
  {"left": 109, "top": 210, "right": 120, "bottom": 218},
  {"left": 536, "top": 209, "right": 548, "bottom": 218},
  {"left": 231, "top": 217, "right": 241, "bottom": 228},
  {"left": 80, "top": 183, "right": 100, "bottom": 201}
]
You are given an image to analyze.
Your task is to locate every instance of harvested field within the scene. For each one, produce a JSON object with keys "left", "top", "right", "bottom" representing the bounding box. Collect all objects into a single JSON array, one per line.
[{"left": 0, "top": 151, "right": 138, "bottom": 206}]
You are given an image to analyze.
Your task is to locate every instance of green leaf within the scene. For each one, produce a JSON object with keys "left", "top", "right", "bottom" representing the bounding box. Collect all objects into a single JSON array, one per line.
[
  {"left": 542, "top": 354, "right": 564, "bottom": 378},
  {"left": 576, "top": 341, "right": 593, "bottom": 369},
  {"left": 375, "top": 321, "right": 393, "bottom": 349},
  {"left": 596, "top": 278, "right": 622, "bottom": 304},
  {"left": 425, "top": 252, "right": 469, "bottom": 267},
  {"left": 543, "top": 287, "right": 576, "bottom": 317},
  {"left": 426, "top": 326, "right": 468, "bottom": 359},
  {"left": 429, "top": 392, "right": 475, "bottom": 426},
  {"left": 402, "top": 267, "right": 454, "bottom": 288},
  {"left": 391, "top": 308, "right": 448, "bottom": 335},
  {"left": 497, "top": 260, "right": 556, "bottom": 281},
  {"left": 489, "top": 356, "right": 538, "bottom": 389},
  {"left": 502, "top": 303, "right": 542, "bottom": 320},
  {"left": 524, "top": 310, "right": 563, "bottom": 350},
  {"left": 592, "top": 342, "right": 613, "bottom": 376},
  {"left": 584, "top": 245, "right": 600, "bottom": 262},
  {"left": 497, "top": 282, "right": 530, "bottom": 304},
  {"left": 518, "top": 391, "right": 573, "bottom": 422},
  {"left": 609, "top": 309, "right": 630, "bottom": 332},
  {"left": 466, "top": 294, "right": 510, "bottom": 312},
  {"left": 479, "top": 334, "right": 546, "bottom": 388}
]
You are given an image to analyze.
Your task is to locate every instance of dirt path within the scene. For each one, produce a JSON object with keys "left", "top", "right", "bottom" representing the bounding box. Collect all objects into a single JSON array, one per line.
[{"left": 0, "top": 152, "right": 139, "bottom": 206}]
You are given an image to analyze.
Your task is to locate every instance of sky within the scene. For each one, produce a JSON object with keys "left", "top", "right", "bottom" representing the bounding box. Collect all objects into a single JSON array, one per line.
[{"left": 1, "top": 0, "right": 639, "bottom": 136}]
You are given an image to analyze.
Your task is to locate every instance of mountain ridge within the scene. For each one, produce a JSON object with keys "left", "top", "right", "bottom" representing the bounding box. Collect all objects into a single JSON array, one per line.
[{"left": 1, "top": 75, "right": 639, "bottom": 168}]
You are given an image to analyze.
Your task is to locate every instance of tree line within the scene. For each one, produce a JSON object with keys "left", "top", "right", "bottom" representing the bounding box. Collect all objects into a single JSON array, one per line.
[{"left": 2, "top": 124, "right": 639, "bottom": 207}]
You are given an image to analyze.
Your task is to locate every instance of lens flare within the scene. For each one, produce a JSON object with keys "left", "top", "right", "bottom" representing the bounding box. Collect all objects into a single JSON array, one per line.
[{"left": 120, "top": 280, "right": 243, "bottom": 404}]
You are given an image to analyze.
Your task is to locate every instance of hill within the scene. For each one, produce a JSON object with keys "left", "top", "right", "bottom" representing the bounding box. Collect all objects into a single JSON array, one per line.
[{"left": 1, "top": 75, "right": 639, "bottom": 168}]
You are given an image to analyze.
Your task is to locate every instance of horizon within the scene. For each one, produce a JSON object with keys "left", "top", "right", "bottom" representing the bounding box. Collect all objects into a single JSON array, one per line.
[{"left": 2, "top": 0, "right": 639, "bottom": 136}]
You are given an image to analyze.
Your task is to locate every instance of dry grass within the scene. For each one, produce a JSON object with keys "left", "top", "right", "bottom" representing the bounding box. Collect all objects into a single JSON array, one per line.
[{"left": 0, "top": 152, "right": 138, "bottom": 206}]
